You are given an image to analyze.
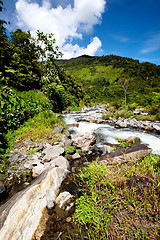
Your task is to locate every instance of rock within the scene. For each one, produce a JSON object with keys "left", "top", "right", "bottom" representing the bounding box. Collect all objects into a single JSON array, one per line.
[
  {"left": 67, "top": 123, "right": 79, "bottom": 127},
  {"left": 32, "top": 163, "right": 45, "bottom": 178},
  {"left": 55, "top": 191, "right": 74, "bottom": 215},
  {"left": 0, "top": 167, "right": 69, "bottom": 240},
  {"left": 103, "top": 145, "right": 114, "bottom": 154},
  {"left": 126, "top": 136, "right": 141, "bottom": 144},
  {"left": 71, "top": 153, "right": 81, "bottom": 160},
  {"left": 23, "top": 139, "right": 34, "bottom": 148},
  {"left": 42, "top": 144, "right": 64, "bottom": 161},
  {"left": 68, "top": 149, "right": 76, "bottom": 155},
  {"left": 54, "top": 126, "right": 64, "bottom": 133},
  {"left": 0, "top": 181, "right": 6, "bottom": 195},
  {"left": 72, "top": 132, "right": 96, "bottom": 153},
  {"left": 50, "top": 156, "right": 70, "bottom": 170},
  {"left": 63, "top": 139, "right": 73, "bottom": 148},
  {"left": 153, "top": 124, "right": 160, "bottom": 133},
  {"left": 9, "top": 152, "right": 22, "bottom": 162},
  {"left": 145, "top": 125, "right": 153, "bottom": 132},
  {"left": 99, "top": 144, "right": 152, "bottom": 165}
]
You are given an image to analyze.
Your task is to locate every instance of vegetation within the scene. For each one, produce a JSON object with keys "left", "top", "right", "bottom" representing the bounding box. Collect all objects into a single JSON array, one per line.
[
  {"left": 60, "top": 55, "right": 160, "bottom": 115},
  {"left": 73, "top": 156, "right": 160, "bottom": 239}
]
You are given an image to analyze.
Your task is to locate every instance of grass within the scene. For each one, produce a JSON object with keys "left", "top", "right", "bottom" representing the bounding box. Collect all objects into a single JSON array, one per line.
[
  {"left": 73, "top": 155, "right": 160, "bottom": 239},
  {"left": 6, "top": 110, "right": 65, "bottom": 151}
]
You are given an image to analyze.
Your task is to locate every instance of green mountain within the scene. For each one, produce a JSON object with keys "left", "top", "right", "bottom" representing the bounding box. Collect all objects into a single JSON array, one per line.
[{"left": 59, "top": 55, "right": 160, "bottom": 109}]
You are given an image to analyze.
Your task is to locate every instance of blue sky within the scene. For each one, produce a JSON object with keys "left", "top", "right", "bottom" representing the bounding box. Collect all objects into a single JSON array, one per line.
[{"left": 1, "top": 0, "right": 160, "bottom": 65}]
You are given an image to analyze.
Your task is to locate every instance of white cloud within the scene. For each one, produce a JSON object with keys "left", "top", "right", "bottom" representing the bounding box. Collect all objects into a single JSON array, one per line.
[
  {"left": 62, "top": 37, "right": 102, "bottom": 59},
  {"left": 15, "top": 0, "right": 106, "bottom": 58},
  {"left": 141, "top": 33, "right": 160, "bottom": 53}
]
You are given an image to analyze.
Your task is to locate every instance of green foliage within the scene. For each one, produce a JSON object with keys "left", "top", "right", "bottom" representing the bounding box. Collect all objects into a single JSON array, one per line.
[
  {"left": 6, "top": 110, "right": 65, "bottom": 149},
  {"left": 42, "top": 60, "right": 84, "bottom": 111},
  {"left": 74, "top": 155, "right": 160, "bottom": 239},
  {"left": 61, "top": 55, "right": 160, "bottom": 109}
]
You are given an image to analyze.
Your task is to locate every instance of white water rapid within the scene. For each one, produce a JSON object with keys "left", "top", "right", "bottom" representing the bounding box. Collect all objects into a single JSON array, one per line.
[{"left": 62, "top": 106, "right": 160, "bottom": 155}]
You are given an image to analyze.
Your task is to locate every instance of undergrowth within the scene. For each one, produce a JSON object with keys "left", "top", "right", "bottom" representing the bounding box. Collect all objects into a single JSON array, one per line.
[
  {"left": 6, "top": 110, "right": 65, "bottom": 151},
  {"left": 73, "top": 155, "right": 160, "bottom": 239}
]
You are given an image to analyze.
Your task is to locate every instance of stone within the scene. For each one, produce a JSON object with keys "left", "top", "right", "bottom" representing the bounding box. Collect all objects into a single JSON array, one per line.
[
  {"left": 99, "top": 144, "right": 152, "bottom": 165},
  {"left": 67, "top": 123, "right": 79, "bottom": 127},
  {"left": 54, "top": 126, "right": 64, "bottom": 133},
  {"left": 0, "top": 181, "right": 6, "bottom": 195},
  {"left": 42, "top": 145, "right": 64, "bottom": 161},
  {"left": 68, "top": 149, "right": 76, "bottom": 155},
  {"left": 72, "top": 153, "right": 81, "bottom": 160},
  {"left": 55, "top": 191, "right": 74, "bottom": 212},
  {"left": 32, "top": 164, "right": 45, "bottom": 178},
  {"left": 145, "top": 125, "right": 153, "bottom": 132},
  {"left": 126, "top": 136, "right": 141, "bottom": 144},
  {"left": 63, "top": 139, "right": 73, "bottom": 148},
  {"left": 50, "top": 156, "right": 70, "bottom": 170},
  {"left": 72, "top": 132, "right": 96, "bottom": 153},
  {"left": 0, "top": 167, "right": 69, "bottom": 240},
  {"left": 9, "top": 152, "right": 22, "bottom": 162}
]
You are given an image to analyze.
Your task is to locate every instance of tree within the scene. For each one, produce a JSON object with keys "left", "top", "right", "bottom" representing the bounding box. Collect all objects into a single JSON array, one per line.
[
  {"left": 5, "top": 29, "right": 41, "bottom": 89},
  {"left": 119, "top": 78, "right": 129, "bottom": 107}
]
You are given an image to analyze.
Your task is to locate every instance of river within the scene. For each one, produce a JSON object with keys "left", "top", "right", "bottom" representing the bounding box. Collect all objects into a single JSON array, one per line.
[{"left": 61, "top": 106, "right": 160, "bottom": 155}]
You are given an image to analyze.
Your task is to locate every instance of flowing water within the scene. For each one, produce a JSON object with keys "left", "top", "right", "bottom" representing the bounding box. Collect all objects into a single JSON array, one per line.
[{"left": 61, "top": 106, "right": 160, "bottom": 155}]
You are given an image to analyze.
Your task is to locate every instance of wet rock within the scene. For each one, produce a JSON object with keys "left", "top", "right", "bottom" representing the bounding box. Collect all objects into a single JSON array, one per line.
[
  {"left": 67, "top": 123, "right": 79, "bottom": 127},
  {"left": 99, "top": 144, "right": 152, "bottom": 165},
  {"left": 0, "top": 167, "right": 69, "bottom": 240},
  {"left": 126, "top": 136, "right": 141, "bottom": 144},
  {"left": 145, "top": 125, "right": 153, "bottom": 132},
  {"left": 72, "top": 132, "right": 96, "bottom": 153}
]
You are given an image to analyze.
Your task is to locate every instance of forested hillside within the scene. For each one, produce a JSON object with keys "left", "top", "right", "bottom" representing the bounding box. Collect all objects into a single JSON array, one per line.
[
  {"left": 59, "top": 54, "right": 160, "bottom": 112},
  {"left": 0, "top": 0, "right": 83, "bottom": 161}
]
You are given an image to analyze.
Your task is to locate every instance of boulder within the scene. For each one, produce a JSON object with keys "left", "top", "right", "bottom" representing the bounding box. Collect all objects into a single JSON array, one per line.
[
  {"left": 126, "top": 136, "right": 141, "bottom": 144},
  {"left": 42, "top": 144, "right": 64, "bottom": 161},
  {"left": 50, "top": 156, "right": 70, "bottom": 170},
  {"left": 99, "top": 144, "right": 152, "bottom": 165},
  {"left": 0, "top": 167, "right": 69, "bottom": 240},
  {"left": 72, "top": 133, "right": 96, "bottom": 153},
  {"left": 32, "top": 164, "right": 45, "bottom": 178},
  {"left": 55, "top": 191, "right": 74, "bottom": 217}
]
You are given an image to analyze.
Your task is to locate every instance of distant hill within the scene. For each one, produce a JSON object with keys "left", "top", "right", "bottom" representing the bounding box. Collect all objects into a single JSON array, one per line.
[{"left": 58, "top": 54, "right": 160, "bottom": 110}]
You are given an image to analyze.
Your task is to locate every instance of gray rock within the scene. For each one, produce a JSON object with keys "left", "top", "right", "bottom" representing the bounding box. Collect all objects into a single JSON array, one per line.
[
  {"left": 72, "top": 153, "right": 81, "bottom": 160},
  {"left": 0, "top": 167, "right": 69, "bottom": 240},
  {"left": 10, "top": 152, "right": 22, "bottom": 162},
  {"left": 54, "top": 126, "right": 64, "bottom": 133},
  {"left": 42, "top": 144, "right": 64, "bottom": 161},
  {"left": 72, "top": 132, "right": 96, "bottom": 153},
  {"left": 67, "top": 123, "right": 79, "bottom": 127},
  {"left": 68, "top": 149, "right": 76, "bottom": 155},
  {"left": 32, "top": 164, "right": 45, "bottom": 178},
  {"left": 0, "top": 181, "right": 6, "bottom": 195},
  {"left": 50, "top": 156, "right": 70, "bottom": 170}
]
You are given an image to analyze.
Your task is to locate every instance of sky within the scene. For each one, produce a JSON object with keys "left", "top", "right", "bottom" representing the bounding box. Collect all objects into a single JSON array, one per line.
[{"left": 1, "top": 0, "right": 160, "bottom": 65}]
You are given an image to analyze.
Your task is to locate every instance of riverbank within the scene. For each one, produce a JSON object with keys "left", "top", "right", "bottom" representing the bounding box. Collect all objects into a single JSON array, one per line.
[{"left": 0, "top": 106, "right": 160, "bottom": 239}]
